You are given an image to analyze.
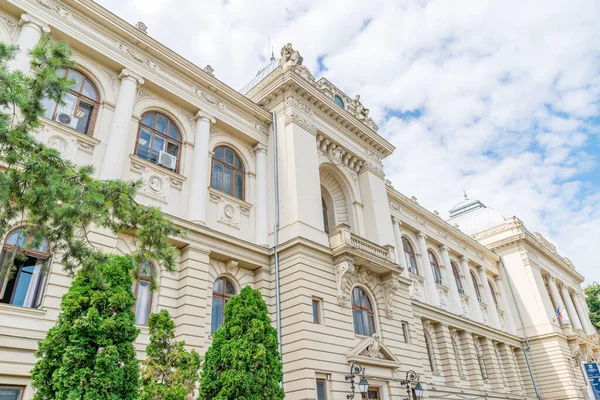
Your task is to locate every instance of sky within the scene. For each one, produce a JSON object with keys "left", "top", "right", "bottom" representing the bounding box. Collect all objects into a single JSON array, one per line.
[{"left": 95, "top": 0, "right": 600, "bottom": 284}]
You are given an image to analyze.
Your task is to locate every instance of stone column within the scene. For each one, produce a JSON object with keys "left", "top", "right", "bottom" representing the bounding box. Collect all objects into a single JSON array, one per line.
[
  {"left": 416, "top": 232, "right": 439, "bottom": 307},
  {"left": 392, "top": 217, "right": 408, "bottom": 278},
  {"left": 254, "top": 144, "right": 268, "bottom": 246},
  {"left": 580, "top": 293, "right": 598, "bottom": 335},
  {"left": 440, "top": 245, "right": 463, "bottom": 315},
  {"left": 547, "top": 276, "right": 571, "bottom": 326},
  {"left": 495, "top": 275, "right": 517, "bottom": 334},
  {"left": 358, "top": 167, "right": 395, "bottom": 247},
  {"left": 99, "top": 69, "right": 144, "bottom": 180},
  {"left": 187, "top": 111, "right": 215, "bottom": 224},
  {"left": 461, "top": 257, "right": 483, "bottom": 322},
  {"left": 479, "top": 267, "right": 501, "bottom": 329},
  {"left": 8, "top": 14, "right": 50, "bottom": 72},
  {"left": 561, "top": 284, "right": 583, "bottom": 331},
  {"left": 573, "top": 292, "right": 595, "bottom": 336}
]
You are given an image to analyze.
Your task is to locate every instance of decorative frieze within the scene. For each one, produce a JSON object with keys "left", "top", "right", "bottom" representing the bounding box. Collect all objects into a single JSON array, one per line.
[{"left": 316, "top": 134, "right": 363, "bottom": 173}]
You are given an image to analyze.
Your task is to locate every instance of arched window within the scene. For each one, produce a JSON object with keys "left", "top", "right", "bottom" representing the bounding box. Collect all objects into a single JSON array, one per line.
[
  {"left": 135, "top": 112, "right": 182, "bottom": 172},
  {"left": 470, "top": 271, "right": 482, "bottom": 302},
  {"left": 452, "top": 333, "right": 465, "bottom": 377},
  {"left": 475, "top": 339, "right": 488, "bottom": 380},
  {"left": 0, "top": 228, "right": 50, "bottom": 308},
  {"left": 402, "top": 237, "right": 418, "bottom": 275},
  {"left": 211, "top": 277, "right": 235, "bottom": 334},
  {"left": 211, "top": 146, "right": 245, "bottom": 200},
  {"left": 488, "top": 280, "right": 499, "bottom": 309},
  {"left": 423, "top": 328, "right": 436, "bottom": 372},
  {"left": 133, "top": 262, "right": 153, "bottom": 325},
  {"left": 322, "top": 197, "right": 330, "bottom": 234},
  {"left": 428, "top": 250, "right": 443, "bottom": 285},
  {"left": 333, "top": 95, "right": 344, "bottom": 108},
  {"left": 451, "top": 261, "right": 464, "bottom": 294},
  {"left": 41, "top": 68, "right": 99, "bottom": 136},
  {"left": 352, "top": 287, "right": 375, "bottom": 336}
]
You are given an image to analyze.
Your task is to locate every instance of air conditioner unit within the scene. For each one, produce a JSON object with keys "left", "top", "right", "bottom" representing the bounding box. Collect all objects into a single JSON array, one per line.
[
  {"left": 56, "top": 112, "right": 78, "bottom": 129},
  {"left": 157, "top": 151, "right": 177, "bottom": 170}
]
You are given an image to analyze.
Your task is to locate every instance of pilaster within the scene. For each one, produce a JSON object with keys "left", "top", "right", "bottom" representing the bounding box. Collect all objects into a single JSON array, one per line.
[
  {"left": 479, "top": 336, "right": 503, "bottom": 390},
  {"left": 440, "top": 245, "right": 462, "bottom": 315},
  {"left": 461, "top": 331, "right": 484, "bottom": 389},
  {"left": 187, "top": 110, "right": 215, "bottom": 225},
  {"left": 435, "top": 323, "right": 461, "bottom": 386},
  {"left": 460, "top": 257, "right": 483, "bottom": 322},
  {"left": 416, "top": 232, "right": 439, "bottom": 307}
]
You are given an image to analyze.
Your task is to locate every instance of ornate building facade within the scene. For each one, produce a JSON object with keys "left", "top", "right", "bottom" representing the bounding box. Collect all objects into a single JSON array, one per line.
[{"left": 0, "top": 1, "right": 597, "bottom": 399}]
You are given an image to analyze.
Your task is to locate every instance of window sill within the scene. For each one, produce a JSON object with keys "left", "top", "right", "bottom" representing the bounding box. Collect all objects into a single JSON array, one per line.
[
  {"left": 129, "top": 155, "right": 187, "bottom": 187},
  {"left": 0, "top": 303, "right": 47, "bottom": 316},
  {"left": 38, "top": 117, "right": 100, "bottom": 151},
  {"left": 208, "top": 187, "right": 253, "bottom": 211}
]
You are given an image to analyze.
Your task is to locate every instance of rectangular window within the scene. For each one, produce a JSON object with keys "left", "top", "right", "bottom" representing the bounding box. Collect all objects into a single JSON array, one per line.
[
  {"left": 0, "top": 386, "right": 24, "bottom": 400},
  {"left": 312, "top": 298, "right": 321, "bottom": 324},
  {"left": 401, "top": 321, "right": 410, "bottom": 343},
  {"left": 316, "top": 379, "right": 326, "bottom": 400},
  {"left": 477, "top": 354, "right": 488, "bottom": 380}
]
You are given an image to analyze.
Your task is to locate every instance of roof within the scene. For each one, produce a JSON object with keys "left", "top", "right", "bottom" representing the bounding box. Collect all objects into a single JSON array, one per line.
[
  {"left": 239, "top": 58, "right": 280, "bottom": 95},
  {"left": 447, "top": 194, "right": 506, "bottom": 235}
]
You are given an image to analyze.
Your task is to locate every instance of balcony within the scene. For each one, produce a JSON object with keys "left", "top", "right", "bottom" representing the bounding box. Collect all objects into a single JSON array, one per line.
[{"left": 328, "top": 224, "right": 397, "bottom": 272}]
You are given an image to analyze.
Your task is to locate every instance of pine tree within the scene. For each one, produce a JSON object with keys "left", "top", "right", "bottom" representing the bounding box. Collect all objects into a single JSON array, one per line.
[
  {"left": 30, "top": 255, "right": 140, "bottom": 399},
  {"left": 0, "top": 36, "right": 179, "bottom": 279},
  {"left": 198, "top": 286, "right": 284, "bottom": 400},
  {"left": 140, "top": 310, "right": 201, "bottom": 400},
  {"left": 584, "top": 283, "right": 600, "bottom": 330}
]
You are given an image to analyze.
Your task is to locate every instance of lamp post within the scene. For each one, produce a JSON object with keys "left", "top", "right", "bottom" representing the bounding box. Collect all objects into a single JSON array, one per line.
[
  {"left": 345, "top": 362, "right": 369, "bottom": 399},
  {"left": 397, "top": 370, "right": 424, "bottom": 400}
]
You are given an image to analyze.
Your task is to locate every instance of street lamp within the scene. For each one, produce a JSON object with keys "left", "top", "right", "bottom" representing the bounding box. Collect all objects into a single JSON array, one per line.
[
  {"left": 397, "top": 370, "right": 425, "bottom": 400},
  {"left": 345, "top": 362, "right": 369, "bottom": 399}
]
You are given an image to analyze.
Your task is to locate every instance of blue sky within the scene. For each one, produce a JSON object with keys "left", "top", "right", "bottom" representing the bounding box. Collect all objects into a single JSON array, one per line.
[{"left": 96, "top": 0, "right": 600, "bottom": 283}]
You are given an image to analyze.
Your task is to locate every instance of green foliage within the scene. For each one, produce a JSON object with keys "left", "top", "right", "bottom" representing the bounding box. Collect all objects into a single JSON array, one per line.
[
  {"left": 0, "top": 36, "right": 180, "bottom": 279},
  {"left": 198, "top": 286, "right": 284, "bottom": 400},
  {"left": 584, "top": 283, "right": 600, "bottom": 330},
  {"left": 140, "top": 310, "right": 201, "bottom": 400},
  {"left": 31, "top": 255, "right": 140, "bottom": 399}
]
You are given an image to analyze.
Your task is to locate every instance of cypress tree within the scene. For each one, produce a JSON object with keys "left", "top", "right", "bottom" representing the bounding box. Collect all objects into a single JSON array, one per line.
[
  {"left": 140, "top": 309, "right": 201, "bottom": 400},
  {"left": 31, "top": 255, "right": 140, "bottom": 399},
  {"left": 198, "top": 286, "right": 284, "bottom": 400}
]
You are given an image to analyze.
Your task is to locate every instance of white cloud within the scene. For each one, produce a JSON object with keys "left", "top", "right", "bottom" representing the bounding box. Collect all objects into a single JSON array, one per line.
[{"left": 95, "top": 0, "right": 600, "bottom": 283}]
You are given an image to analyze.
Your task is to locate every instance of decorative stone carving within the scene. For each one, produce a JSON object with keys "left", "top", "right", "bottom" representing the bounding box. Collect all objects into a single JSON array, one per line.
[
  {"left": 36, "top": 0, "right": 70, "bottom": 17},
  {"left": 359, "top": 334, "right": 385, "bottom": 359},
  {"left": 439, "top": 288, "right": 449, "bottom": 309},
  {"left": 0, "top": 14, "right": 18, "bottom": 33},
  {"left": 135, "top": 21, "right": 148, "bottom": 33},
  {"left": 193, "top": 85, "right": 226, "bottom": 110},
  {"left": 101, "top": 68, "right": 118, "bottom": 88},
  {"left": 412, "top": 278, "right": 423, "bottom": 299},
  {"left": 315, "top": 134, "right": 364, "bottom": 173},
  {"left": 203, "top": 64, "right": 215, "bottom": 76},
  {"left": 280, "top": 43, "right": 303, "bottom": 67},
  {"left": 461, "top": 298, "right": 470, "bottom": 316},
  {"left": 224, "top": 204, "right": 235, "bottom": 220},
  {"left": 137, "top": 88, "right": 155, "bottom": 100},
  {"left": 46, "top": 135, "right": 68, "bottom": 154},
  {"left": 382, "top": 278, "right": 401, "bottom": 319},
  {"left": 118, "top": 43, "right": 157, "bottom": 70},
  {"left": 335, "top": 256, "right": 355, "bottom": 307},
  {"left": 147, "top": 175, "right": 164, "bottom": 193}
]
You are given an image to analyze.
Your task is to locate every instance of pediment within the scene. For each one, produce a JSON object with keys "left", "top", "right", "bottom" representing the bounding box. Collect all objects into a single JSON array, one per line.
[{"left": 347, "top": 334, "right": 401, "bottom": 369}]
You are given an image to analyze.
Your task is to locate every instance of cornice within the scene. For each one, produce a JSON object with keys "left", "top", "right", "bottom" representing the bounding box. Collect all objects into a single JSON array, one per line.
[
  {"left": 488, "top": 231, "right": 585, "bottom": 282},
  {"left": 412, "top": 300, "right": 523, "bottom": 345},
  {"left": 14, "top": 0, "right": 272, "bottom": 126},
  {"left": 386, "top": 186, "right": 499, "bottom": 265},
  {"left": 247, "top": 67, "right": 395, "bottom": 158}
]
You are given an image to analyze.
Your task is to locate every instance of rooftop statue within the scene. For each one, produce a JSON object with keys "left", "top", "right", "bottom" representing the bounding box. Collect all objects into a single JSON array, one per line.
[
  {"left": 280, "top": 43, "right": 304, "bottom": 67},
  {"left": 351, "top": 94, "right": 370, "bottom": 121}
]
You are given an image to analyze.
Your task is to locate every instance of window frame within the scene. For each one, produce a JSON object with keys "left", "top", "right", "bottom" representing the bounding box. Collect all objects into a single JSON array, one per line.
[
  {"left": 134, "top": 111, "right": 182, "bottom": 172},
  {"left": 316, "top": 378, "right": 327, "bottom": 400},
  {"left": 211, "top": 276, "right": 236, "bottom": 334},
  {"left": 333, "top": 95, "right": 345, "bottom": 108},
  {"left": 451, "top": 261, "right": 464, "bottom": 294},
  {"left": 401, "top": 321, "right": 411, "bottom": 343},
  {"left": 451, "top": 333, "right": 465, "bottom": 378},
  {"left": 423, "top": 328, "right": 436, "bottom": 372},
  {"left": 133, "top": 262, "right": 154, "bottom": 326},
  {"left": 312, "top": 297, "right": 322, "bottom": 324},
  {"left": 470, "top": 271, "right": 483, "bottom": 303},
  {"left": 351, "top": 286, "right": 376, "bottom": 337},
  {"left": 428, "top": 250, "right": 443, "bottom": 285},
  {"left": 0, "top": 385, "right": 25, "bottom": 400},
  {"left": 488, "top": 279, "right": 499, "bottom": 309},
  {"left": 42, "top": 68, "right": 100, "bottom": 137},
  {"left": 402, "top": 237, "right": 419, "bottom": 275},
  {"left": 0, "top": 228, "right": 51, "bottom": 309},
  {"left": 210, "top": 146, "right": 246, "bottom": 200}
]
